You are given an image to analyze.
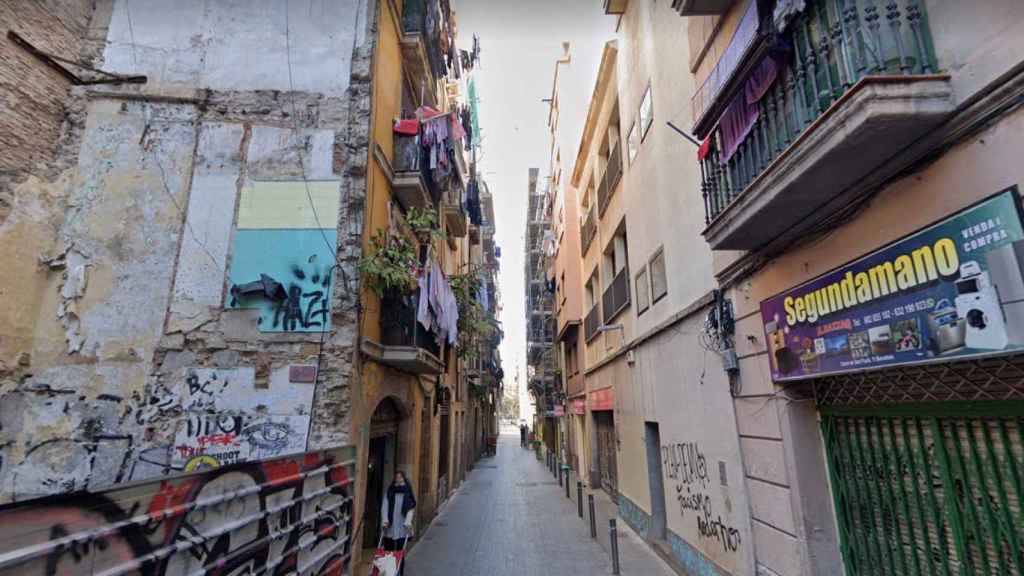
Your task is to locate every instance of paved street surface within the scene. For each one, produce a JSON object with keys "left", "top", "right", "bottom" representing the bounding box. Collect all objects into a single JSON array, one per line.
[{"left": 405, "top": 429, "right": 674, "bottom": 576}]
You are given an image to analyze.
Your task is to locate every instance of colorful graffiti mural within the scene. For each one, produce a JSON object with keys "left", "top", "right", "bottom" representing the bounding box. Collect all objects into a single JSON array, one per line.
[{"left": 0, "top": 448, "right": 355, "bottom": 575}]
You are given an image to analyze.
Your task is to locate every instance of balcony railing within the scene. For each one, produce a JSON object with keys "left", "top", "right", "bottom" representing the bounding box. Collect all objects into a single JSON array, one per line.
[
  {"left": 393, "top": 132, "right": 441, "bottom": 209},
  {"left": 362, "top": 287, "right": 443, "bottom": 374},
  {"left": 581, "top": 205, "right": 597, "bottom": 254},
  {"left": 697, "top": 0, "right": 946, "bottom": 249},
  {"left": 597, "top": 145, "right": 623, "bottom": 217},
  {"left": 602, "top": 268, "right": 630, "bottom": 324},
  {"left": 442, "top": 182, "right": 467, "bottom": 238},
  {"left": 584, "top": 304, "right": 601, "bottom": 342},
  {"left": 401, "top": 0, "right": 447, "bottom": 81}
]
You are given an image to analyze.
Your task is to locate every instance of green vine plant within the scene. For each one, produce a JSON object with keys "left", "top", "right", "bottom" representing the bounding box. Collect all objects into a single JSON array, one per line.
[
  {"left": 450, "top": 267, "right": 494, "bottom": 358},
  {"left": 358, "top": 229, "right": 419, "bottom": 298},
  {"left": 405, "top": 206, "right": 445, "bottom": 243}
]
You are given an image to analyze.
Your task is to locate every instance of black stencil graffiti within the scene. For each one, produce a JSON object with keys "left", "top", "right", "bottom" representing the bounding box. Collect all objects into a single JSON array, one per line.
[
  {"left": 242, "top": 422, "right": 292, "bottom": 451},
  {"left": 662, "top": 442, "right": 709, "bottom": 488},
  {"left": 186, "top": 372, "right": 229, "bottom": 399},
  {"left": 664, "top": 441, "right": 742, "bottom": 554},
  {"left": 271, "top": 262, "right": 331, "bottom": 331}
]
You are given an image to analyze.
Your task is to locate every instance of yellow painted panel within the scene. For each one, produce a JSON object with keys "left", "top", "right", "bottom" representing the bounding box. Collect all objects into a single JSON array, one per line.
[{"left": 236, "top": 181, "right": 340, "bottom": 229}]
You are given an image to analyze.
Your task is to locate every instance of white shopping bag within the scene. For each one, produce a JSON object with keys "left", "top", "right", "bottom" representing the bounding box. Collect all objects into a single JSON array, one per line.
[{"left": 372, "top": 553, "right": 399, "bottom": 576}]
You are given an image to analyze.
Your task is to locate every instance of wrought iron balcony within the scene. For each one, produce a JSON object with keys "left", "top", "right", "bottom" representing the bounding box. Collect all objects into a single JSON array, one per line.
[
  {"left": 584, "top": 304, "right": 601, "bottom": 342},
  {"left": 698, "top": 0, "right": 953, "bottom": 251},
  {"left": 602, "top": 268, "right": 630, "bottom": 324},
  {"left": 362, "top": 288, "right": 443, "bottom": 375},
  {"left": 581, "top": 205, "right": 597, "bottom": 254},
  {"left": 442, "top": 184, "right": 467, "bottom": 238},
  {"left": 392, "top": 132, "right": 440, "bottom": 210},
  {"left": 400, "top": 0, "right": 447, "bottom": 91},
  {"left": 597, "top": 145, "right": 623, "bottom": 217},
  {"left": 670, "top": 0, "right": 731, "bottom": 16}
]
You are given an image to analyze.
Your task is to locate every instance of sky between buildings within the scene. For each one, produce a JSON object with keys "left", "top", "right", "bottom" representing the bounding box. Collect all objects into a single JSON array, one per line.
[{"left": 454, "top": 0, "right": 615, "bottom": 418}]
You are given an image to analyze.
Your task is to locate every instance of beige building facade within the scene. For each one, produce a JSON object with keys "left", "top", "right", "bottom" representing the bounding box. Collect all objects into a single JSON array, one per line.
[
  {"left": 592, "top": 0, "right": 1024, "bottom": 575},
  {"left": 558, "top": 0, "right": 1024, "bottom": 575}
]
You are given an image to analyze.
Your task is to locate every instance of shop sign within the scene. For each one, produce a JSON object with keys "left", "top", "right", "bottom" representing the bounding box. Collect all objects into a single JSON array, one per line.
[
  {"left": 589, "top": 387, "right": 614, "bottom": 411},
  {"left": 571, "top": 399, "right": 586, "bottom": 415},
  {"left": 761, "top": 188, "right": 1024, "bottom": 381},
  {"left": 553, "top": 405, "right": 565, "bottom": 417}
]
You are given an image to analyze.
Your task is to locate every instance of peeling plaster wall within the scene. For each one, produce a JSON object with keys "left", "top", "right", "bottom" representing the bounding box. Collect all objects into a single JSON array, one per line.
[
  {"left": 102, "top": 0, "right": 361, "bottom": 95},
  {"left": 0, "top": 0, "right": 374, "bottom": 506},
  {"left": 0, "top": 0, "right": 97, "bottom": 379}
]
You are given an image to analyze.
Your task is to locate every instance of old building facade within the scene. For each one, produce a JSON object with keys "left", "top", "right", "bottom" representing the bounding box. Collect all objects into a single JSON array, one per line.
[
  {"left": 543, "top": 0, "right": 1024, "bottom": 575},
  {"left": 0, "top": 0, "right": 500, "bottom": 574}
]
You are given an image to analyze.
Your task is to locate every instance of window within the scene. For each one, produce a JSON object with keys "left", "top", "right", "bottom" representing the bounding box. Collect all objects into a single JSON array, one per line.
[
  {"left": 566, "top": 343, "right": 578, "bottom": 376},
  {"left": 601, "top": 224, "right": 630, "bottom": 323},
  {"left": 639, "top": 84, "right": 653, "bottom": 141},
  {"left": 635, "top": 266, "right": 649, "bottom": 315},
  {"left": 627, "top": 122, "right": 638, "bottom": 164},
  {"left": 650, "top": 247, "right": 667, "bottom": 303},
  {"left": 585, "top": 270, "right": 601, "bottom": 341},
  {"left": 560, "top": 272, "right": 567, "bottom": 307}
]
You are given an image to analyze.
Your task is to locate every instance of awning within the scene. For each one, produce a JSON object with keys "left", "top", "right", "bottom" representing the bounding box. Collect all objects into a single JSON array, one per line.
[{"left": 589, "top": 387, "right": 614, "bottom": 412}]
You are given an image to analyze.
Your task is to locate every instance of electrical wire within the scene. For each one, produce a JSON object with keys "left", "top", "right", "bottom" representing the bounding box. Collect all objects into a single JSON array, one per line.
[
  {"left": 283, "top": 0, "right": 340, "bottom": 261},
  {"left": 123, "top": 0, "right": 138, "bottom": 65}
]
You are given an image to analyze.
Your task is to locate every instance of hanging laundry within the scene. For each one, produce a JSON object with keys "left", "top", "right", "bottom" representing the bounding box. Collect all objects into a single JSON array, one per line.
[
  {"left": 697, "top": 134, "right": 712, "bottom": 161},
  {"left": 394, "top": 118, "right": 420, "bottom": 135},
  {"left": 718, "top": 55, "right": 779, "bottom": 164},
  {"left": 461, "top": 106, "right": 473, "bottom": 150},
  {"left": 417, "top": 271, "right": 431, "bottom": 332},
  {"left": 451, "top": 114, "right": 466, "bottom": 141},
  {"left": 466, "top": 179, "right": 483, "bottom": 225},
  {"left": 445, "top": 283, "right": 459, "bottom": 345}
]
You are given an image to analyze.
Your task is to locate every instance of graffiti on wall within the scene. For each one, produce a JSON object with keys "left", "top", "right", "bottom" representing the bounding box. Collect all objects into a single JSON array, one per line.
[
  {"left": 227, "top": 180, "right": 340, "bottom": 333},
  {"left": 0, "top": 448, "right": 356, "bottom": 576},
  {"left": 662, "top": 441, "right": 742, "bottom": 554},
  {"left": 0, "top": 366, "right": 318, "bottom": 502}
]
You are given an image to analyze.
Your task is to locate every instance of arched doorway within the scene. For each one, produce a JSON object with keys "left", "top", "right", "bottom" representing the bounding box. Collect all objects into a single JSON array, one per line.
[{"left": 363, "top": 397, "right": 404, "bottom": 549}]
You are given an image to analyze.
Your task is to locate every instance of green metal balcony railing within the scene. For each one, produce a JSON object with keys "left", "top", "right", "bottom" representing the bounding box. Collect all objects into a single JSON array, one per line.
[{"left": 699, "top": 0, "right": 937, "bottom": 225}]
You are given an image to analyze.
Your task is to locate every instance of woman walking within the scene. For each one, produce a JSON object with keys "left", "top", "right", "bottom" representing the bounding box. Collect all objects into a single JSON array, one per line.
[{"left": 381, "top": 471, "right": 416, "bottom": 575}]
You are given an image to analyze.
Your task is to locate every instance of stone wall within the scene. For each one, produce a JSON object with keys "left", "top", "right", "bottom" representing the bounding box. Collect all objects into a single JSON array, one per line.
[{"left": 0, "top": 0, "right": 374, "bottom": 505}]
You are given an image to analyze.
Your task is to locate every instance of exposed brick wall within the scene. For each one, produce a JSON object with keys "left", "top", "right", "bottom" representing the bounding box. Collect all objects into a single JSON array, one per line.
[{"left": 0, "top": 0, "right": 95, "bottom": 194}]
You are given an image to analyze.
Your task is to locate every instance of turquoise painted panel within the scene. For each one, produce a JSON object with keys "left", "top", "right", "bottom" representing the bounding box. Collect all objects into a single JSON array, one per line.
[
  {"left": 667, "top": 529, "right": 730, "bottom": 576},
  {"left": 618, "top": 494, "right": 652, "bottom": 540},
  {"left": 618, "top": 494, "right": 730, "bottom": 576},
  {"left": 227, "top": 229, "right": 337, "bottom": 332}
]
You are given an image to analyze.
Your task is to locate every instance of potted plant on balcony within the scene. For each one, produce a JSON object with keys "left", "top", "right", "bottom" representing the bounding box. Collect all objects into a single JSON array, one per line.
[
  {"left": 405, "top": 206, "right": 443, "bottom": 246},
  {"left": 360, "top": 230, "right": 421, "bottom": 346},
  {"left": 359, "top": 229, "right": 419, "bottom": 298},
  {"left": 450, "top": 267, "right": 492, "bottom": 358}
]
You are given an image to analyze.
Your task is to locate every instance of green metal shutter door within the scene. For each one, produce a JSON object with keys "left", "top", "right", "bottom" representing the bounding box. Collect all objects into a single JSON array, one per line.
[{"left": 822, "top": 404, "right": 1024, "bottom": 576}]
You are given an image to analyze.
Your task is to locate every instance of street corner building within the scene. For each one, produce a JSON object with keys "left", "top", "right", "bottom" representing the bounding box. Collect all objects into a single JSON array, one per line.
[
  {"left": 534, "top": 1, "right": 1024, "bottom": 576},
  {"left": 0, "top": 0, "right": 501, "bottom": 574}
]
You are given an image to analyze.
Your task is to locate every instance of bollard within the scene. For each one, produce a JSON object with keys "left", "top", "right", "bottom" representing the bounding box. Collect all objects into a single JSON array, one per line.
[
  {"left": 609, "top": 518, "right": 621, "bottom": 575},
  {"left": 565, "top": 468, "right": 571, "bottom": 499},
  {"left": 577, "top": 482, "right": 584, "bottom": 517},
  {"left": 588, "top": 494, "right": 597, "bottom": 539}
]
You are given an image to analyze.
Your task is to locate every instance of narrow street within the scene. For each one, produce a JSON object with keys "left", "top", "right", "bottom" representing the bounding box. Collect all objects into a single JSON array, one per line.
[{"left": 406, "top": 429, "right": 672, "bottom": 576}]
